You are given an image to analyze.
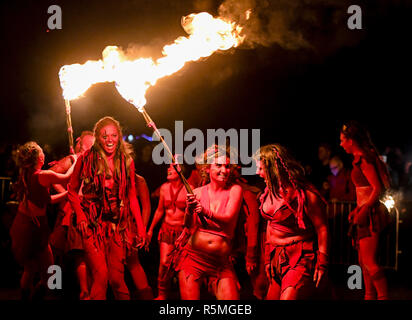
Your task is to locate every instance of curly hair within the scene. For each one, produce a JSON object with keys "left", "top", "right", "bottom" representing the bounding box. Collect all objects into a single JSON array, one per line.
[
  {"left": 14, "top": 141, "right": 41, "bottom": 202},
  {"left": 92, "top": 116, "right": 134, "bottom": 177},
  {"left": 195, "top": 144, "right": 238, "bottom": 186}
]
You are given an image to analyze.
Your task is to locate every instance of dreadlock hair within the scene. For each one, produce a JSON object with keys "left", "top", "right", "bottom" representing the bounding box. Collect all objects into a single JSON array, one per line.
[
  {"left": 14, "top": 141, "right": 42, "bottom": 203},
  {"left": 253, "top": 144, "right": 307, "bottom": 199},
  {"left": 195, "top": 144, "right": 238, "bottom": 186},
  {"left": 254, "top": 144, "right": 323, "bottom": 230},
  {"left": 92, "top": 116, "right": 134, "bottom": 177}
]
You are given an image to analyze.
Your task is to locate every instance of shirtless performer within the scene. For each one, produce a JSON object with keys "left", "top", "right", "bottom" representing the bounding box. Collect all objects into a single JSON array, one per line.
[
  {"left": 147, "top": 160, "right": 190, "bottom": 299},
  {"left": 176, "top": 145, "right": 243, "bottom": 300}
]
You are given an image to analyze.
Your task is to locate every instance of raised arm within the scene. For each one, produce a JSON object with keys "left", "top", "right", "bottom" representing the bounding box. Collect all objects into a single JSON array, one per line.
[{"left": 38, "top": 155, "right": 77, "bottom": 187}]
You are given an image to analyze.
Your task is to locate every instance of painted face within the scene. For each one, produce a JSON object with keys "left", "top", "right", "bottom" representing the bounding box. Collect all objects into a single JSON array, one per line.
[
  {"left": 98, "top": 124, "right": 119, "bottom": 156},
  {"left": 255, "top": 160, "right": 266, "bottom": 179},
  {"left": 340, "top": 132, "right": 352, "bottom": 154},
  {"left": 167, "top": 163, "right": 180, "bottom": 181},
  {"left": 209, "top": 156, "right": 231, "bottom": 183}
]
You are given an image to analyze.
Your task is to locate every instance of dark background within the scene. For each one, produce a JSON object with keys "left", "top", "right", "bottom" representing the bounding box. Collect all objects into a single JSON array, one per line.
[
  {"left": 1, "top": 0, "right": 412, "bottom": 301},
  {"left": 1, "top": 0, "right": 411, "bottom": 164}
]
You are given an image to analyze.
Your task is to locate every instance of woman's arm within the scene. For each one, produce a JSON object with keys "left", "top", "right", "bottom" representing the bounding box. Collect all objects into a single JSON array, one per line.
[
  {"left": 136, "top": 174, "right": 151, "bottom": 227},
  {"left": 360, "top": 158, "right": 383, "bottom": 207},
  {"left": 306, "top": 190, "right": 329, "bottom": 287},
  {"left": 128, "top": 162, "right": 146, "bottom": 241},
  {"left": 147, "top": 185, "right": 166, "bottom": 243},
  {"left": 51, "top": 191, "right": 68, "bottom": 204},
  {"left": 243, "top": 189, "right": 260, "bottom": 273},
  {"left": 38, "top": 155, "right": 77, "bottom": 187}
]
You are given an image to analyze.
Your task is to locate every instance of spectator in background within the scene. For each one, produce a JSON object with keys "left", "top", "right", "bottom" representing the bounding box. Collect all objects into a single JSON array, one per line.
[
  {"left": 322, "top": 155, "right": 356, "bottom": 202},
  {"left": 308, "top": 143, "right": 333, "bottom": 190},
  {"left": 383, "top": 146, "right": 405, "bottom": 190}
]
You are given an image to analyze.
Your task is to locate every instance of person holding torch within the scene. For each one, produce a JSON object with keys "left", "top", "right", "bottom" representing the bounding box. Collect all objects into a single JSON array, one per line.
[{"left": 67, "top": 116, "right": 146, "bottom": 300}]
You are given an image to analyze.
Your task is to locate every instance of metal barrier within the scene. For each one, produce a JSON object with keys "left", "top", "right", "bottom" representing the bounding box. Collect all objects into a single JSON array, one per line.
[
  {"left": 0, "top": 177, "right": 12, "bottom": 206},
  {"left": 326, "top": 201, "right": 400, "bottom": 271}
]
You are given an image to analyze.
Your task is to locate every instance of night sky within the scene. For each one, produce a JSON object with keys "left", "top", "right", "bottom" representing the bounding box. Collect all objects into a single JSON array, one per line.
[{"left": 1, "top": 0, "right": 411, "bottom": 165}]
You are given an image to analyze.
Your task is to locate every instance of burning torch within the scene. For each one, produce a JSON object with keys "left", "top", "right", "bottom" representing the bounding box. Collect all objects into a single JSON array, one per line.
[
  {"left": 64, "top": 99, "right": 75, "bottom": 154},
  {"left": 138, "top": 106, "right": 207, "bottom": 227}
]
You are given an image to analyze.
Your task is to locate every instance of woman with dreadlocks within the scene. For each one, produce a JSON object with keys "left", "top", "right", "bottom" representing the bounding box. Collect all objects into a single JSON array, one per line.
[
  {"left": 67, "top": 116, "right": 146, "bottom": 300},
  {"left": 340, "top": 121, "right": 390, "bottom": 300},
  {"left": 176, "top": 145, "right": 243, "bottom": 300},
  {"left": 10, "top": 141, "right": 77, "bottom": 299},
  {"left": 254, "top": 144, "right": 329, "bottom": 300}
]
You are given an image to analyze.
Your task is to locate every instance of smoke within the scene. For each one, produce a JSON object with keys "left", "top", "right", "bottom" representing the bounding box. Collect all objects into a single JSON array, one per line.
[{"left": 218, "top": 0, "right": 359, "bottom": 51}]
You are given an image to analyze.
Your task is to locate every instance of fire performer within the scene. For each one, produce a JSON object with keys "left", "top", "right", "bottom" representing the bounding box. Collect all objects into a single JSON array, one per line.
[
  {"left": 48, "top": 131, "right": 95, "bottom": 300},
  {"left": 10, "top": 142, "right": 77, "bottom": 300},
  {"left": 254, "top": 144, "right": 329, "bottom": 300},
  {"left": 67, "top": 116, "right": 146, "bottom": 300},
  {"left": 146, "top": 160, "right": 192, "bottom": 300},
  {"left": 340, "top": 121, "right": 390, "bottom": 300},
  {"left": 176, "top": 145, "right": 243, "bottom": 300}
]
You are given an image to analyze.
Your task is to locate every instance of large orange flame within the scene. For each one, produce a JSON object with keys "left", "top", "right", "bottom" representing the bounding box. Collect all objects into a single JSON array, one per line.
[{"left": 58, "top": 12, "right": 244, "bottom": 110}]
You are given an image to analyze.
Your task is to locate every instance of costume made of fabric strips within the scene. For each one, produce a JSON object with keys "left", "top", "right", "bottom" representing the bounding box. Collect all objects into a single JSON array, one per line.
[
  {"left": 260, "top": 187, "right": 322, "bottom": 295},
  {"left": 68, "top": 149, "right": 136, "bottom": 300},
  {"left": 349, "top": 154, "right": 391, "bottom": 243},
  {"left": 175, "top": 185, "right": 240, "bottom": 296},
  {"left": 10, "top": 170, "right": 51, "bottom": 265}
]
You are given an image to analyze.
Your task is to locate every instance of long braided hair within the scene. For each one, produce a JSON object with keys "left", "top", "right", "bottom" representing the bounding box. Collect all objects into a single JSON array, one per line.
[
  {"left": 14, "top": 141, "right": 42, "bottom": 203},
  {"left": 254, "top": 144, "right": 321, "bottom": 229}
]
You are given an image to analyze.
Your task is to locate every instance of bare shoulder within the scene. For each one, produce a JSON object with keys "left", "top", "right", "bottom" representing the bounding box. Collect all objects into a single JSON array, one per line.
[
  {"left": 136, "top": 174, "right": 147, "bottom": 185},
  {"left": 160, "top": 182, "right": 170, "bottom": 192},
  {"left": 229, "top": 184, "right": 243, "bottom": 196},
  {"left": 305, "top": 189, "right": 325, "bottom": 208},
  {"left": 193, "top": 185, "right": 206, "bottom": 197}
]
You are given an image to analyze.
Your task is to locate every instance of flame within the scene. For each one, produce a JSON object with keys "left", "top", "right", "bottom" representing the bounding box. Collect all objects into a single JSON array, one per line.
[
  {"left": 381, "top": 195, "right": 395, "bottom": 211},
  {"left": 58, "top": 12, "right": 244, "bottom": 109}
]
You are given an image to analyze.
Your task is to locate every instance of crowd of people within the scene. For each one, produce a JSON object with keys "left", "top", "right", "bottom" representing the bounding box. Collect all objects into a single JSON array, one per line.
[{"left": 0, "top": 118, "right": 397, "bottom": 300}]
